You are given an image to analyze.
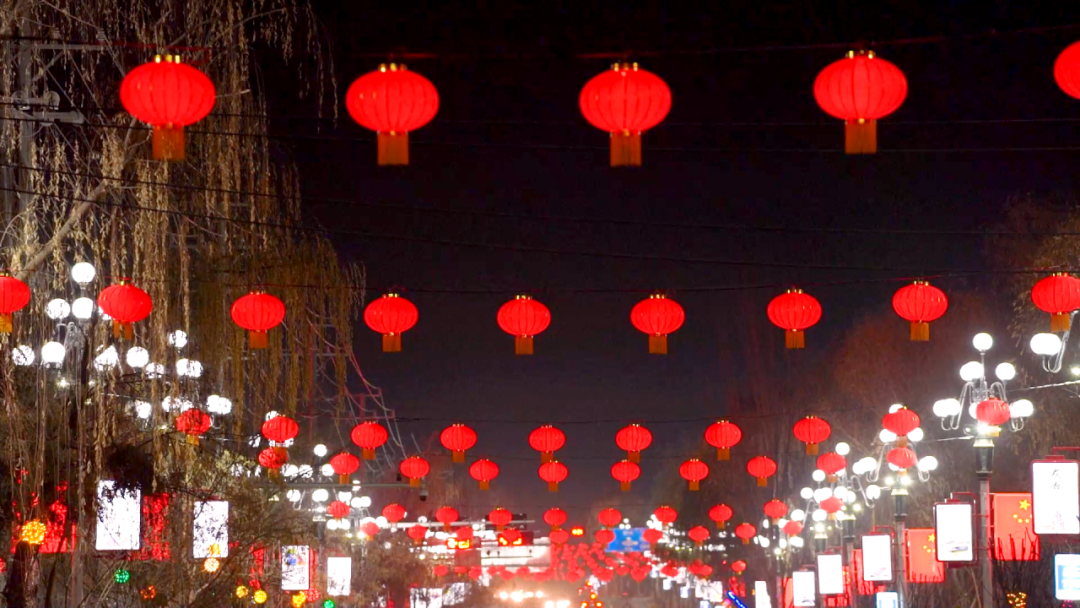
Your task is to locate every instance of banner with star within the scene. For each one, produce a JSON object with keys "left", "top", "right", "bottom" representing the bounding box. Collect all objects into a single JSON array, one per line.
[
  {"left": 992, "top": 492, "right": 1039, "bottom": 561},
  {"left": 904, "top": 528, "right": 945, "bottom": 583}
]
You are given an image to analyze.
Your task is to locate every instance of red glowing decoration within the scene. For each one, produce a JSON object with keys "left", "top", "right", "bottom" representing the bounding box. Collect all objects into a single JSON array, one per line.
[
  {"left": 653, "top": 505, "right": 678, "bottom": 525},
  {"left": 499, "top": 529, "right": 522, "bottom": 545},
  {"left": 792, "top": 416, "right": 831, "bottom": 455},
  {"left": 615, "top": 424, "right": 652, "bottom": 463},
  {"left": 816, "top": 451, "right": 847, "bottom": 483},
  {"left": 598, "top": 508, "right": 622, "bottom": 528},
  {"left": 595, "top": 529, "right": 616, "bottom": 545},
  {"left": 327, "top": 500, "right": 350, "bottom": 519},
  {"left": 97, "top": 281, "right": 153, "bottom": 339},
  {"left": 731, "top": 560, "right": 747, "bottom": 574},
  {"left": 399, "top": 456, "right": 430, "bottom": 487},
  {"left": 687, "top": 526, "right": 710, "bottom": 546},
  {"left": 0, "top": 275, "right": 30, "bottom": 333},
  {"left": 528, "top": 425, "right": 566, "bottom": 462},
  {"left": 440, "top": 424, "right": 478, "bottom": 463},
  {"left": 767, "top": 288, "right": 822, "bottom": 349},
  {"left": 709, "top": 504, "right": 733, "bottom": 529},
  {"left": 329, "top": 453, "right": 360, "bottom": 484},
  {"left": 746, "top": 456, "right": 778, "bottom": 487},
  {"left": 820, "top": 497, "right": 844, "bottom": 516},
  {"left": 580, "top": 62, "right": 671, "bottom": 167},
  {"left": 1031, "top": 273, "right": 1080, "bottom": 332},
  {"left": 610, "top": 460, "right": 641, "bottom": 491},
  {"left": 363, "top": 293, "right": 419, "bottom": 352},
  {"left": 763, "top": 499, "right": 788, "bottom": 521},
  {"left": 360, "top": 521, "right": 380, "bottom": 538},
  {"left": 704, "top": 420, "right": 742, "bottom": 461},
  {"left": 538, "top": 460, "right": 568, "bottom": 492},
  {"left": 230, "top": 292, "right": 285, "bottom": 350},
  {"left": 433, "top": 565, "right": 449, "bottom": 577},
  {"left": 976, "top": 398, "right": 1011, "bottom": 426},
  {"left": 488, "top": 508, "right": 513, "bottom": 529},
  {"left": 351, "top": 421, "right": 388, "bottom": 460},
  {"left": 642, "top": 529, "right": 663, "bottom": 544},
  {"left": 257, "top": 447, "right": 286, "bottom": 470},
  {"left": 892, "top": 281, "right": 948, "bottom": 341},
  {"left": 469, "top": 458, "right": 499, "bottom": 490},
  {"left": 813, "top": 51, "right": 907, "bottom": 154},
  {"left": 1056, "top": 42, "right": 1080, "bottom": 99},
  {"left": 174, "top": 409, "right": 211, "bottom": 445},
  {"left": 435, "top": 507, "right": 459, "bottom": 531},
  {"left": 734, "top": 523, "right": 757, "bottom": 545},
  {"left": 886, "top": 447, "right": 917, "bottom": 470},
  {"left": 543, "top": 508, "right": 567, "bottom": 529},
  {"left": 345, "top": 64, "right": 439, "bottom": 165},
  {"left": 883, "top": 406, "right": 921, "bottom": 447},
  {"left": 497, "top": 295, "right": 551, "bottom": 355},
  {"left": 679, "top": 458, "right": 709, "bottom": 491},
  {"left": 261, "top": 416, "right": 298, "bottom": 444},
  {"left": 382, "top": 503, "right": 406, "bottom": 523},
  {"left": 549, "top": 529, "right": 570, "bottom": 545},
  {"left": 783, "top": 520, "right": 804, "bottom": 536},
  {"left": 630, "top": 294, "right": 685, "bottom": 354},
  {"left": 120, "top": 55, "right": 216, "bottom": 161},
  {"left": 407, "top": 524, "right": 427, "bottom": 544},
  {"left": 455, "top": 526, "right": 474, "bottom": 541}
]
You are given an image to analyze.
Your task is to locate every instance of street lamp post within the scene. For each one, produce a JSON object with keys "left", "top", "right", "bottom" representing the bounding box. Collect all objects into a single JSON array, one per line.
[
  {"left": 840, "top": 515, "right": 857, "bottom": 608},
  {"left": 975, "top": 437, "right": 994, "bottom": 608},
  {"left": 893, "top": 487, "right": 908, "bottom": 608}
]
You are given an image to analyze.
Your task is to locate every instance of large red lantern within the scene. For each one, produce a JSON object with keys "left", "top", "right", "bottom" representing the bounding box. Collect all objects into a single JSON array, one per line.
[
  {"left": 407, "top": 524, "right": 428, "bottom": 544},
  {"left": 543, "top": 508, "right": 567, "bottom": 529},
  {"left": 440, "top": 424, "right": 477, "bottom": 463},
  {"left": 351, "top": 421, "right": 388, "bottom": 460},
  {"left": 399, "top": 456, "right": 430, "bottom": 487},
  {"left": 883, "top": 407, "right": 921, "bottom": 447},
  {"left": 345, "top": 64, "right": 439, "bottom": 165},
  {"left": 538, "top": 460, "right": 568, "bottom": 492},
  {"left": 816, "top": 452, "right": 847, "bottom": 483},
  {"left": 598, "top": 508, "right": 622, "bottom": 528},
  {"left": 360, "top": 521, "right": 380, "bottom": 538},
  {"left": 97, "top": 280, "right": 153, "bottom": 339},
  {"left": 783, "top": 520, "right": 804, "bottom": 536},
  {"left": 382, "top": 503, "right": 406, "bottom": 523},
  {"left": 763, "top": 499, "right": 788, "bottom": 522},
  {"left": 976, "top": 398, "right": 1011, "bottom": 426},
  {"left": 746, "top": 456, "right": 778, "bottom": 487},
  {"left": 610, "top": 460, "right": 641, "bottom": 491},
  {"left": 1031, "top": 273, "right": 1080, "bottom": 332},
  {"left": 469, "top": 458, "right": 499, "bottom": 490},
  {"left": 886, "top": 447, "right": 917, "bottom": 470},
  {"left": 767, "top": 288, "right": 822, "bottom": 349},
  {"left": 731, "top": 561, "right": 747, "bottom": 575},
  {"left": 594, "top": 529, "right": 616, "bottom": 545},
  {"left": 435, "top": 506, "right": 459, "bottom": 531},
  {"left": 0, "top": 275, "right": 30, "bottom": 333},
  {"left": 709, "top": 504, "right": 733, "bottom": 529},
  {"left": 497, "top": 295, "right": 551, "bottom": 355},
  {"left": 433, "top": 565, "right": 449, "bottom": 577},
  {"left": 230, "top": 291, "right": 285, "bottom": 349},
  {"left": 734, "top": 523, "right": 757, "bottom": 545},
  {"left": 687, "top": 526, "right": 710, "bottom": 546},
  {"left": 174, "top": 409, "right": 211, "bottom": 445},
  {"left": 653, "top": 505, "right": 678, "bottom": 525},
  {"left": 642, "top": 528, "right": 663, "bottom": 544},
  {"left": 261, "top": 415, "right": 298, "bottom": 459},
  {"left": 820, "top": 497, "right": 844, "bottom": 519},
  {"left": 813, "top": 50, "right": 907, "bottom": 154},
  {"left": 488, "top": 508, "right": 513, "bottom": 530},
  {"left": 1055, "top": 42, "right": 1080, "bottom": 99},
  {"left": 120, "top": 55, "right": 216, "bottom": 161},
  {"left": 615, "top": 424, "right": 652, "bottom": 462},
  {"left": 793, "top": 416, "right": 831, "bottom": 455},
  {"left": 327, "top": 500, "right": 350, "bottom": 520},
  {"left": 258, "top": 447, "right": 286, "bottom": 471},
  {"left": 892, "top": 281, "right": 948, "bottom": 341},
  {"left": 550, "top": 529, "right": 571, "bottom": 545},
  {"left": 630, "top": 294, "right": 685, "bottom": 354},
  {"left": 364, "top": 293, "right": 419, "bottom": 352},
  {"left": 329, "top": 453, "right": 360, "bottom": 484},
  {"left": 679, "top": 458, "right": 709, "bottom": 491},
  {"left": 580, "top": 63, "right": 671, "bottom": 167},
  {"left": 529, "top": 425, "right": 565, "bottom": 462},
  {"left": 704, "top": 420, "right": 742, "bottom": 461}
]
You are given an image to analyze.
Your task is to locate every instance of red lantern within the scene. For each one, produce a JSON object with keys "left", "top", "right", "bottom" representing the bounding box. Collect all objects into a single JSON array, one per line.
[
  {"left": 687, "top": 526, "right": 710, "bottom": 546},
  {"left": 174, "top": 409, "right": 211, "bottom": 445},
  {"left": 883, "top": 407, "right": 921, "bottom": 447},
  {"left": 382, "top": 503, "right": 406, "bottom": 523},
  {"left": 497, "top": 295, "right": 551, "bottom": 355},
  {"left": 892, "top": 281, "right": 948, "bottom": 341},
  {"left": 230, "top": 291, "right": 285, "bottom": 349},
  {"left": 97, "top": 280, "right": 153, "bottom": 339},
  {"left": 543, "top": 508, "right": 567, "bottom": 529},
  {"left": 704, "top": 420, "right": 742, "bottom": 461},
  {"left": 538, "top": 460, "right": 568, "bottom": 492},
  {"left": 746, "top": 456, "right": 778, "bottom": 487},
  {"left": 550, "top": 529, "right": 570, "bottom": 545},
  {"left": 813, "top": 50, "right": 907, "bottom": 154},
  {"left": 120, "top": 55, "right": 216, "bottom": 161},
  {"left": 329, "top": 453, "right": 360, "bottom": 484},
  {"left": 820, "top": 497, "right": 844, "bottom": 519},
  {"left": 611, "top": 460, "right": 641, "bottom": 491},
  {"left": 258, "top": 447, "right": 286, "bottom": 470},
  {"left": 399, "top": 456, "right": 430, "bottom": 487},
  {"left": 1031, "top": 273, "right": 1080, "bottom": 332},
  {"left": 345, "top": 64, "right": 439, "bottom": 165},
  {"left": 435, "top": 506, "right": 459, "bottom": 531},
  {"left": 1056, "top": 42, "right": 1080, "bottom": 99},
  {"left": 708, "top": 504, "right": 733, "bottom": 529},
  {"left": 360, "top": 521, "right": 380, "bottom": 538},
  {"left": 793, "top": 416, "right": 831, "bottom": 455},
  {"left": 976, "top": 398, "right": 1011, "bottom": 426},
  {"left": 499, "top": 529, "right": 522, "bottom": 545},
  {"left": 653, "top": 505, "right": 678, "bottom": 525},
  {"left": 630, "top": 294, "right": 685, "bottom": 354},
  {"left": 598, "top": 508, "right": 622, "bottom": 528},
  {"left": 783, "top": 520, "right": 804, "bottom": 536},
  {"left": 642, "top": 528, "right": 663, "bottom": 544},
  {"left": 364, "top": 293, "right": 419, "bottom": 352},
  {"left": 0, "top": 275, "right": 30, "bottom": 333},
  {"left": 327, "top": 500, "right": 350, "bottom": 520},
  {"left": 816, "top": 452, "right": 847, "bottom": 483},
  {"left": 529, "top": 425, "right": 566, "bottom": 462},
  {"left": 731, "top": 560, "right": 747, "bottom": 575},
  {"left": 886, "top": 447, "right": 917, "bottom": 470},
  {"left": 763, "top": 499, "right": 788, "bottom": 522},
  {"left": 580, "top": 62, "right": 671, "bottom": 167},
  {"left": 261, "top": 415, "right": 299, "bottom": 445},
  {"left": 679, "top": 458, "right": 709, "bottom": 491},
  {"left": 592, "top": 529, "right": 613, "bottom": 545},
  {"left": 734, "top": 523, "right": 757, "bottom": 545},
  {"left": 440, "top": 424, "right": 477, "bottom": 463},
  {"left": 767, "top": 288, "right": 822, "bottom": 349},
  {"left": 455, "top": 526, "right": 474, "bottom": 541},
  {"left": 469, "top": 458, "right": 499, "bottom": 490},
  {"left": 615, "top": 424, "right": 652, "bottom": 462},
  {"left": 433, "top": 565, "right": 449, "bottom": 577},
  {"left": 351, "top": 421, "right": 388, "bottom": 460},
  {"left": 488, "top": 508, "right": 513, "bottom": 530},
  {"left": 407, "top": 524, "right": 428, "bottom": 544}
]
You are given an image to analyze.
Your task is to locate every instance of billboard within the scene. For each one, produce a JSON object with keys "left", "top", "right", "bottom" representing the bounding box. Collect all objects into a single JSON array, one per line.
[
  {"left": 95, "top": 480, "right": 141, "bottom": 551},
  {"left": 282, "top": 545, "right": 311, "bottom": 590},
  {"left": 1033, "top": 459, "right": 1080, "bottom": 535},
  {"left": 193, "top": 500, "right": 229, "bottom": 558},
  {"left": 861, "top": 535, "right": 893, "bottom": 582},
  {"left": 934, "top": 502, "right": 975, "bottom": 563}
]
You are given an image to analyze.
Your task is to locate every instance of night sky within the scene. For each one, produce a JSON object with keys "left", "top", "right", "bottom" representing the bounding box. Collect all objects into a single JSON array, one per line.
[{"left": 267, "top": 1, "right": 1080, "bottom": 523}]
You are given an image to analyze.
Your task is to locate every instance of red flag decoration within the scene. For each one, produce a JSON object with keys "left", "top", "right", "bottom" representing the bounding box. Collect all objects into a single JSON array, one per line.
[
  {"left": 904, "top": 528, "right": 945, "bottom": 583},
  {"left": 992, "top": 492, "right": 1040, "bottom": 561}
]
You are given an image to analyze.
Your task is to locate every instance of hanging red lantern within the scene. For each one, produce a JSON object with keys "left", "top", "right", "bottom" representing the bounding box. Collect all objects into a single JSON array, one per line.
[
  {"left": 813, "top": 50, "right": 907, "bottom": 154},
  {"left": 704, "top": 420, "right": 742, "bottom": 461},
  {"left": 793, "top": 416, "right": 831, "bottom": 455},
  {"left": 816, "top": 452, "right": 847, "bottom": 483},
  {"left": 976, "top": 398, "right": 1011, "bottom": 426},
  {"left": 580, "top": 62, "right": 671, "bottom": 167},
  {"left": 529, "top": 425, "right": 566, "bottom": 462},
  {"left": 763, "top": 499, "right": 788, "bottom": 522},
  {"left": 610, "top": 460, "right": 641, "bottom": 491},
  {"left": 550, "top": 529, "right": 570, "bottom": 544},
  {"left": 435, "top": 507, "right": 459, "bottom": 531},
  {"left": 258, "top": 447, "right": 286, "bottom": 470},
  {"left": 488, "top": 508, "right": 513, "bottom": 530},
  {"left": 630, "top": 294, "right": 685, "bottom": 354},
  {"left": 345, "top": 64, "right": 439, "bottom": 165},
  {"left": 538, "top": 460, "right": 568, "bottom": 492},
  {"left": 469, "top": 458, "right": 499, "bottom": 490},
  {"left": 746, "top": 456, "right": 778, "bottom": 487},
  {"left": 360, "top": 521, "right": 380, "bottom": 538},
  {"left": 364, "top": 293, "right": 419, "bottom": 352},
  {"left": 440, "top": 424, "right": 477, "bottom": 463},
  {"left": 327, "top": 500, "right": 350, "bottom": 520},
  {"left": 734, "top": 523, "right": 757, "bottom": 545},
  {"left": 399, "top": 456, "right": 430, "bottom": 487},
  {"left": 1056, "top": 42, "right": 1080, "bottom": 99},
  {"left": 544, "top": 508, "right": 567, "bottom": 529},
  {"left": 819, "top": 497, "right": 844, "bottom": 519},
  {"left": 679, "top": 458, "right": 709, "bottom": 491},
  {"left": 892, "top": 281, "right": 948, "bottom": 341},
  {"left": 882, "top": 407, "right": 921, "bottom": 447},
  {"left": 687, "top": 526, "right": 710, "bottom": 546},
  {"left": 731, "top": 560, "right": 747, "bottom": 575},
  {"left": 0, "top": 274, "right": 30, "bottom": 334},
  {"left": 1031, "top": 273, "right": 1080, "bottom": 332},
  {"left": 407, "top": 524, "right": 428, "bottom": 544},
  {"left": 783, "top": 520, "right": 804, "bottom": 536},
  {"left": 455, "top": 526, "right": 474, "bottom": 541},
  {"left": 351, "top": 421, "right": 388, "bottom": 460},
  {"left": 886, "top": 447, "right": 917, "bottom": 470},
  {"left": 497, "top": 295, "right": 551, "bottom": 355},
  {"left": 433, "top": 565, "right": 449, "bottom": 577},
  {"left": 499, "top": 529, "right": 522, "bottom": 545},
  {"left": 653, "top": 505, "right": 678, "bottom": 525},
  {"left": 708, "top": 504, "right": 733, "bottom": 529},
  {"left": 598, "top": 508, "right": 622, "bottom": 528},
  {"left": 642, "top": 528, "right": 663, "bottom": 544},
  {"left": 97, "top": 280, "right": 153, "bottom": 339},
  {"left": 767, "top": 288, "right": 822, "bottom": 349},
  {"left": 382, "top": 503, "right": 406, "bottom": 523},
  {"left": 329, "top": 453, "right": 360, "bottom": 484},
  {"left": 615, "top": 424, "right": 652, "bottom": 462},
  {"left": 230, "top": 291, "right": 285, "bottom": 349},
  {"left": 593, "top": 529, "right": 614, "bottom": 545},
  {"left": 174, "top": 409, "right": 211, "bottom": 445},
  {"left": 120, "top": 55, "right": 216, "bottom": 161},
  {"left": 261, "top": 415, "right": 298, "bottom": 460}
]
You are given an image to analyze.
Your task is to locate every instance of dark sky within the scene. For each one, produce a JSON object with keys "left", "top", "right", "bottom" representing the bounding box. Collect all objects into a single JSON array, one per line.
[{"left": 267, "top": 1, "right": 1080, "bottom": 524}]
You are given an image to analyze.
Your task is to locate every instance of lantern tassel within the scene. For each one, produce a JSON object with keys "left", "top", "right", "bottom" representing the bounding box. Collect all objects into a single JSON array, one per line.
[
  {"left": 827, "top": 474, "right": 837, "bottom": 483},
  {"left": 648, "top": 334, "right": 667, "bottom": 355},
  {"left": 378, "top": 132, "right": 409, "bottom": 166},
  {"left": 627, "top": 451, "right": 640, "bottom": 464},
  {"left": 249, "top": 330, "right": 268, "bottom": 349},
  {"left": 547, "top": 481, "right": 558, "bottom": 492},
  {"left": 187, "top": 435, "right": 199, "bottom": 446},
  {"left": 805, "top": 443, "right": 818, "bottom": 455},
  {"left": 610, "top": 131, "right": 642, "bottom": 167},
  {"left": 382, "top": 333, "right": 402, "bottom": 353},
  {"left": 514, "top": 336, "right": 534, "bottom": 355},
  {"left": 112, "top": 320, "right": 134, "bottom": 340},
  {"left": 274, "top": 447, "right": 287, "bottom": 459},
  {"left": 152, "top": 125, "right": 186, "bottom": 161},
  {"left": 0, "top": 313, "right": 11, "bottom": 333},
  {"left": 621, "top": 481, "right": 631, "bottom": 492},
  {"left": 844, "top": 119, "right": 877, "bottom": 155},
  {"left": 910, "top": 321, "right": 930, "bottom": 341},
  {"left": 896, "top": 436, "right": 908, "bottom": 448},
  {"left": 716, "top": 447, "right": 730, "bottom": 461},
  {"left": 409, "top": 477, "right": 420, "bottom": 488},
  {"left": 362, "top": 448, "right": 375, "bottom": 460},
  {"left": 688, "top": 480, "right": 700, "bottom": 492},
  {"left": 339, "top": 474, "right": 349, "bottom": 484},
  {"left": 1052, "top": 312, "right": 1071, "bottom": 332},
  {"left": 479, "top": 480, "right": 490, "bottom": 490},
  {"left": 452, "top": 450, "right": 465, "bottom": 463},
  {"left": 269, "top": 469, "right": 280, "bottom": 482},
  {"left": 785, "top": 329, "right": 805, "bottom": 349},
  {"left": 715, "top": 521, "right": 725, "bottom": 530},
  {"left": 541, "top": 451, "right": 553, "bottom": 463},
  {"left": 756, "top": 477, "right": 767, "bottom": 487},
  {"left": 742, "top": 537, "right": 750, "bottom": 545}
]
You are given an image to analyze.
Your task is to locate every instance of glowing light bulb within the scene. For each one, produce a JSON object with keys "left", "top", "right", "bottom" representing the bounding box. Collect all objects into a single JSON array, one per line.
[
  {"left": 71, "top": 262, "right": 96, "bottom": 285},
  {"left": 835, "top": 442, "right": 850, "bottom": 456},
  {"left": 973, "top": 333, "right": 993, "bottom": 352},
  {"left": 41, "top": 341, "right": 66, "bottom": 366},
  {"left": 125, "top": 346, "right": 149, "bottom": 368},
  {"left": 72, "top": 297, "right": 95, "bottom": 320},
  {"left": 12, "top": 345, "right": 34, "bottom": 366},
  {"left": 168, "top": 330, "right": 188, "bottom": 348},
  {"left": 46, "top": 299, "right": 70, "bottom": 320},
  {"left": 1030, "top": 333, "right": 1062, "bottom": 356}
]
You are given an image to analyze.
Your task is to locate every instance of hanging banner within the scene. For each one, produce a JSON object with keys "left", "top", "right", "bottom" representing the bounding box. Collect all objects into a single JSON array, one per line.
[
  {"left": 817, "top": 554, "right": 844, "bottom": 595},
  {"left": 792, "top": 571, "right": 815, "bottom": 607},
  {"left": 992, "top": 492, "right": 1039, "bottom": 560},
  {"left": 1055, "top": 554, "right": 1080, "bottom": 600},
  {"left": 904, "top": 529, "right": 945, "bottom": 583},
  {"left": 193, "top": 501, "right": 229, "bottom": 558},
  {"left": 754, "top": 581, "right": 771, "bottom": 608},
  {"left": 860, "top": 535, "right": 893, "bottom": 582},
  {"left": 95, "top": 480, "right": 141, "bottom": 551},
  {"left": 327, "top": 556, "right": 352, "bottom": 596},
  {"left": 1032, "top": 458, "right": 1080, "bottom": 535},
  {"left": 934, "top": 501, "right": 975, "bottom": 563},
  {"left": 282, "top": 545, "right": 311, "bottom": 590}
]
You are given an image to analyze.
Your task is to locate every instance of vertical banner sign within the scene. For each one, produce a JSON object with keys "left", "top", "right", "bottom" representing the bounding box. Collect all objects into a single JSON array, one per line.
[
  {"left": 1032, "top": 458, "right": 1080, "bottom": 535},
  {"left": 754, "top": 581, "right": 772, "bottom": 608},
  {"left": 326, "top": 556, "right": 352, "bottom": 596},
  {"left": 860, "top": 535, "right": 894, "bottom": 581},
  {"left": 95, "top": 480, "right": 141, "bottom": 551},
  {"left": 817, "top": 554, "right": 845, "bottom": 595},
  {"left": 992, "top": 492, "right": 1039, "bottom": 560},
  {"left": 192, "top": 500, "right": 229, "bottom": 558},
  {"left": 934, "top": 502, "right": 975, "bottom": 562},
  {"left": 904, "top": 529, "right": 945, "bottom": 583},
  {"left": 281, "top": 545, "right": 311, "bottom": 590},
  {"left": 792, "top": 571, "right": 816, "bottom": 607},
  {"left": 1055, "top": 554, "right": 1080, "bottom": 600}
]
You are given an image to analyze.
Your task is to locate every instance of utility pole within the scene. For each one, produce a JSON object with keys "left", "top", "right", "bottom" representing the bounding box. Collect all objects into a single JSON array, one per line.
[
  {"left": 894, "top": 488, "right": 908, "bottom": 608},
  {"left": 975, "top": 438, "right": 995, "bottom": 608}
]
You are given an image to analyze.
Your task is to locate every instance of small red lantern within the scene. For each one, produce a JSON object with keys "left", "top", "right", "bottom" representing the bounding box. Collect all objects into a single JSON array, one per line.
[
  {"left": 653, "top": 505, "right": 678, "bottom": 525},
  {"left": 399, "top": 456, "right": 430, "bottom": 487},
  {"left": 529, "top": 425, "right": 566, "bottom": 462},
  {"left": 767, "top": 288, "right": 822, "bottom": 349},
  {"left": 783, "top": 520, "right": 804, "bottom": 536},
  {"left": 329, "top": 453, "right": 360, "bottom": 484},
  {"left": 543, "top": 508, "right": 567, "bottom": 529},
  {"left": 488, "top": 508, "right": 513, "bottom": 530},
  {"left": 580, "top": 63, "right": 671, "bottom": 167},
  {"left": 0, "top": 275, "right": 30, "bottom": 333},
  {"left": 642, "top": 528, "right": 663, "bottom": 544},
  {"left": 679, "top": 458, "right": 709, "bottom": 491},
  {"left": 813, "top": 51, "right": 907, "bottom": 154},
  {"left": 1031, "top": 273, "right": 1080, "bottom": 332},
  {"left": 892, "top": 281, "right": 948, "bottom": 341},
  {"left": 262, "top": 415, "right": 298, "bottom": 460},
  {"left": 351, "top": 421, "right": 388, "bottom": 460},
  {"left": 708, "top": 504, "right": 733, "bottom": 529},
  {"left": 630, "top": 294, "right": 685, "bottom": 354},
  {"left": 820, "top": 497, "right": 844, "bottom": 519},
  {"left": 1056, "top": 42, "right": 1080, "bottom": 99},
  {"left": 382, "top": 503, "right": 406, "bottom": 523},
  {"left": 435, "top": 506, "right": 459, "bottom": 531},
  {"left": 611, "top": 460, "right": 641, "bottom": 491},
  {"left": 455, "top": 526, "right": 474, "bottom": 541},
  {"left": 360, "top": 521, "right": 380, "bottom": 538},
  {"left": 687, "top": 526, "right": 710, "bottom": 546},
  {"left": 230, "top": 291, "right": 285, "bottom": 349},
  {"left": 594, "top": 529, "right": 616, "bottom": 545},
  {"left": 883, "top": 407, "right": 921, "bottom": 447},
  {"left": 97, "top": 280, "right": 153, "bottom": 339},
  {"left": 615, "top": 424, "right": 652, "bottom": 462},
  {"left": 731, "top": 560, "right": 747, "bottom": 575},
  {"left": 886, "top": 447, "right": 917, "bottom": 470},
  {"left": 440, "top": 424, "right": 477, "bottom": 463},
  {"left": 497, "top": 295, "right": 551, "bottom": 355},
  {"left": 976, "top": 398, "right": 1011, "bottom": 426},
  {"left": 598, "top": 508, "right": 622, "bottom": 528},
  {"left": 433, "top": 565, "right": 449, "bottom": 577},
  {"left": 793, "top": 416, "right": 831, "bottom": 455},
  {"left": 816, "top": 452, "right": 847, "bottom": 483},
  {"left": 538, "top": 460, "right": 568, "bottom": 492},
  {"left": 550, "top": 529, "right": 571, "bottom": 544},
  {"left": 704, "top": 420, "right": 742, "bottom": 461},
  {"left": 407, "top": 524, "right": 428, "bottom": 544},
  {"left": 174, "top": 409, "right": 211, "bottom": 445},
  {"left": 763, "top": 499, "right": 788, "bottom": 522},
  {"left": 258, "top": 447, "right": 286, "bottom": 470},
  {"left": 363, "top": 293, "right": 419, "bottom": 352},
  {"left": 734, "top": 523, "right": 757, "bottom": 545},
  {"left": 327, "top": 500, "right": 350, "bottom": 519},
  {"left": 120, "top": 55, "right": 216, "bottom": 161},
  {"left": 469, "top": 458, "right": 499, "bottom": 490},
  {"left": 746, "top": 456, "right": 778, "bottom": 487},
  {"left": 499, "top": 529, "right": 522, "bottom": 545}
]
